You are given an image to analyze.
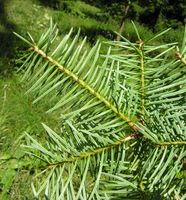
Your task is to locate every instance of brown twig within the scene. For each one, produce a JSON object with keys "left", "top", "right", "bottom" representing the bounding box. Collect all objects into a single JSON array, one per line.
[{"left": 175, "top": 52, "right": 186, "bottom": 66}]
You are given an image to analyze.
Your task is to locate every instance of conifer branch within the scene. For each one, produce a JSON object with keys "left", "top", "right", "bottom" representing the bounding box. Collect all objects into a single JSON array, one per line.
[
  {"left": 30, "top": 46, "right": 140, "bottom": 132},
  {"left": 15, "top": 24, "right": 186, "bottom": 199},
  {"left": 137, "top": 40, "right": 145, "bottom": 117},
  {"left": 159, "top": 141, "right": 186, "bottom": 146},
  {"left": 47, "top": 133, "right": 141, "bottom": 167}
]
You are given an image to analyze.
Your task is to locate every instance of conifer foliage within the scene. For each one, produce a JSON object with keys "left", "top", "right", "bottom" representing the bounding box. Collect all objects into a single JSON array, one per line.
[{"left": 15, "top": 21, "right": 186, "bottom": 199}]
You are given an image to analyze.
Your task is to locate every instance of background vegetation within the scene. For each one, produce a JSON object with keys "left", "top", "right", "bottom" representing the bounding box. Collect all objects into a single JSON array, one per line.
[{"left": 0, "top": 0, "right": 185, "bottom": 199}]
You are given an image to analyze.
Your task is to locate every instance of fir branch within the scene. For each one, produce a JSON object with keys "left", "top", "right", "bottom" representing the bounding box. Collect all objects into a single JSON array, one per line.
[
  {"left": 30, "top": 45, "right": 139, "bottom": 132},
  {"left": 15, "top": 23, "right": 186, "bottom": 199},
  {"left": 158, "top": 141, "right": 186, "bottom": 146},
  {"left": 46, "top": 133, "right": 141, "bottom": 167},
  {"left": 137, "top": 40, "right": 145, "bottom": 117}
]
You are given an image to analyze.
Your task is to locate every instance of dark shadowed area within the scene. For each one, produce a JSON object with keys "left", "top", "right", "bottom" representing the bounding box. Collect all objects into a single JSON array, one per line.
[{"left": 0, "top": 0, "right": 17, "bottom": 75}]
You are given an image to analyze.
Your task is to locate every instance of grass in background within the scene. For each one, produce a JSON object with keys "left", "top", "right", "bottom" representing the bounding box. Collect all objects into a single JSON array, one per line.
[
  {"left": 121, "top": 20, "right": 154, "bottom": 42},
  {"left": 0, "top": 74, "right": 61, "bottom": 199},
  {"left": 4, "top": 0, "right": 185, "bottom": 47},
  {"left": 0, "top": 75, "right": 32, "bottom": 199}
]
